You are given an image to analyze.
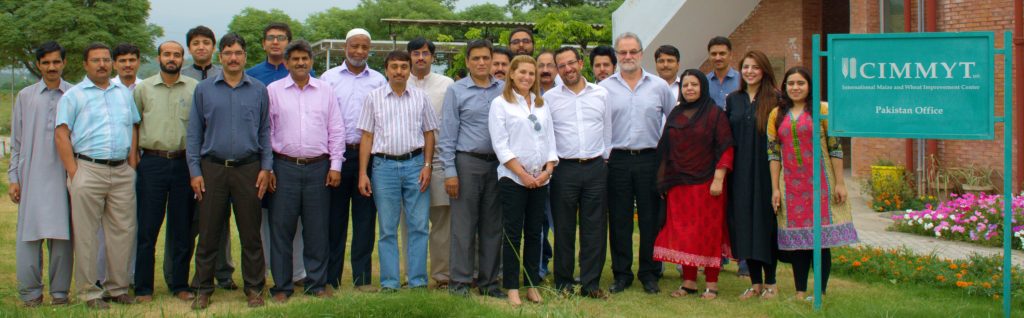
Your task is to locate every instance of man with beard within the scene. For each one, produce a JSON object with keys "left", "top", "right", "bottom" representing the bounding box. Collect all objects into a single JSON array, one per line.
[
  {"left": 544, "top": 46, "right": 611, "bottom": 299},
  {"left": 600, "top": 32, "right": 675, "bottom": 295},
  {"left": 320, "top": 28, "right": 386, "bottom": 293},
  {"left": 508, "top": 27, "right": 535, "bottom": 57},
  {"left": 188, "top": 33, "right": 273, "bottom": 309},
  {"left": 589, "top": 45, "right": 617, "bottom": 83},
  {"left": 131, "top": 41, "right": 199, "bottom": 303},
  {"left": 56, "top": 42, "right": 141, "bottom": 309},
  {"left": 11, "top": 41, "right": 73, "bottom": 307},
  {"left": 490, "top": 46, "right": 512, "bottom": 81},
  {"left": 654, "top": 45, "right": 681, "bottom": 101}
]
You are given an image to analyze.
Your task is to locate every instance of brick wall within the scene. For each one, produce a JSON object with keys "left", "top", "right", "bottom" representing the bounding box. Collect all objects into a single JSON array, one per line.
[
  {"left": 848, "top": 0, "right": 1018, "bottom": 191},
  {"left": 702, "top": 0, "right": 809, "bottom": 74}
]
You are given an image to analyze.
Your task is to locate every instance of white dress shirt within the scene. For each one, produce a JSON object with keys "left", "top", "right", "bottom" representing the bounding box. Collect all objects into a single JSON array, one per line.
[
  {"left": 489, "top": 91, "right": 558, "bottom": 187},
  {"left": 599, "top": 71, "right": 675, "bottom": 150},
  {"left": 543, "top": 82, "right": 612, "bottom": 160}
]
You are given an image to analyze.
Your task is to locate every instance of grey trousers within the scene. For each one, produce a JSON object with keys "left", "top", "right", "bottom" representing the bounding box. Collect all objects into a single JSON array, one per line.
[
  {"left": 448, "top": 153, "right": 502, "bottom": 290},
  {"left": 163, "top": 207, "right": 235, "bottom": 286},
  {"left": 17, "top": 239, "right": 73, "bottom": 301}
]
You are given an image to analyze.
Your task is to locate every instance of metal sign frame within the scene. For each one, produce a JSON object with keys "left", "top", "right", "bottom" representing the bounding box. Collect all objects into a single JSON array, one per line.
[{"left": 813, "top": 31, "right": 1014, "bottom": 317}]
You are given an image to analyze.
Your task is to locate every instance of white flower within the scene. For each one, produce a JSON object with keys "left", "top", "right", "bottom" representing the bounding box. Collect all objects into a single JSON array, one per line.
[
  {"left": 924, "top": 223, "right": 934, "bottom": 230},
  {"left": 924, "top": 214, "right": 933, "bottom": 220},
  {"left": 937, "top": 214, "right": 945, "bottom": 220},
  {"left": 935, "top": 231, "right": 942, "bottom": 237},
  {"left": 904, "top": 214, "right": 911, "bottom": 220}
]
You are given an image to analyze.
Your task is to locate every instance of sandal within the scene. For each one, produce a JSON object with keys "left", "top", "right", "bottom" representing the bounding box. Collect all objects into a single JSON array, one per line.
[
  {"left": 670, "top": 286, "right": 698, "bottom": 298},
  {"left": 701, "top": 288, "right": 719, "bottom": 300},
  {"left": 738, "top": 288, "right": 759, "bottom": 300},
  {"left": 760, "top": 287, "right": 777, "bottom": 300}
]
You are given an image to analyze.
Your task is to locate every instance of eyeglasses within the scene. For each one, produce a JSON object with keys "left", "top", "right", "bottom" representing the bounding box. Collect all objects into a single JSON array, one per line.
[
  {"left": 265, "top": 35, "right": 288, "bottom": 42},
  {"left": 411, "top": 51, "right": 432, "bottom": 58},
  {"left": 616, "top": 50, "right": 641, "bottom": 57},
  {"left": 220, "top": 51, "right": 246, "bottom": 57},
  {"left": 528, "top": 114, "right": 541, "bottom": 131},
  {"left": 510, "top": 38, "right": 533, "bottom": 45},
  {"left": 87, "top": 58, "right": 112, "bottom": 64},
  {"left": 557, "top": 59, "right": 578, "bottom": 70}
]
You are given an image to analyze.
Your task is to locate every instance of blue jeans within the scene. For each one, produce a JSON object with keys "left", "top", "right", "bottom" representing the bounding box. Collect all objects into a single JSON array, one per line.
[{"left": 371, "top": 154, "right": 430, "bottom": 289}]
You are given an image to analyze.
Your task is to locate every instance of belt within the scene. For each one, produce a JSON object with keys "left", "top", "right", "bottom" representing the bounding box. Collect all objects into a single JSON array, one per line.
[
  {"left": 458, "top": 151, "right": 498, "bottom": 162},
  {"left": 75, "top": 153, "right": 126, "bottom": 166},
  {"left": 274, "top": 152, "right": 329, "bottom": 165},
  {"left": 559, "top": 156, "right": 602, "bottom": 164},
  {"left": 346, "top": 144, "right": 360, "bottom": 151},
  {"left": 204, "top": 154, "right": 259, "bottom": 167},
  {"left": 373, "top": 148, "right": 423, "bottom": 161},
  {"left": 612, "top": 148, "right": 657, "bottom": 155},
  {"left": 142, "top": 148, "right": 185, "bottom": 159}
]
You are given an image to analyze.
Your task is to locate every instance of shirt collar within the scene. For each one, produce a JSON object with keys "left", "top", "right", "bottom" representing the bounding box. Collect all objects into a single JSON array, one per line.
[
  {"left": 708, "top": 68, "right": 739, "bottom": 81},
  {"left": 192, "top": 63, "right": 213, "bottom": 72},
  {"left": 79, "top": 76, "right": 117, "bottom": 90},
  {"left": 557, "top": 81, "right": 595, "bottom": 95},
  {"left": 261, "top": 59, "right": 285, "bottom": 70},
  {"left": 37, "top": 80, "right": 70, "bottom": 94},
  {"left": 150, "top": 74, "right": 188, "bottom": 87},
  {"left": 212, "top": 71, "right": 253, "bottom": 87},
  {"left": 608, "top": 70, "right": 658, "bottom": 88},
  {"left": 456, "top": 75, "right": 501, "bottom": 89},
  {"left": 341, "top": 61, "right": 370, "bottom": 77},
  {"left": 281, "top": 75, "right": 319, "bottom": 90},
  {"left": 385, "top": 84, "right": 409, "bottom": 97}
]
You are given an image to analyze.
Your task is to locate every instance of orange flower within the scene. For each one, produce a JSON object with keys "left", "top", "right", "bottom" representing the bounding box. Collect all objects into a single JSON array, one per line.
[
  {"left": 852, "top": 261, "right": 862, "bottom": 267},
  {"left": 936, "top": 275, "right": 946, "bottom": 282},
  {"left": 956, "top": 273, "right": 963, "bottom": 279},
  {"left": 982, "top": 282, "right": 992, "bottom": 289},
  {"left": 949, "top": 263, "right": 958, "bottom": 270},
  {"left": 861, "top": 256, "right": 870, "bottom": 262},
  {"left": 955, "top": 281, "right": 973, "bottom": 288},
  {"left": 916, "top": 266, "right": 924, "bottom": 271}
]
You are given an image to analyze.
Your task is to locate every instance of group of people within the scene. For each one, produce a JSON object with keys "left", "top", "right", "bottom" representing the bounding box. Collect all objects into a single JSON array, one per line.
[{"left": 11, "top": 21, "right": 859, "bottom": 310}]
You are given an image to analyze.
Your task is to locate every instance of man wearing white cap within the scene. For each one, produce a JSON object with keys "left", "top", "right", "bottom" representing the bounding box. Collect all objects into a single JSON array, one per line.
[{"left": 320, "top": 28, "right": 386, "bottom": 292}]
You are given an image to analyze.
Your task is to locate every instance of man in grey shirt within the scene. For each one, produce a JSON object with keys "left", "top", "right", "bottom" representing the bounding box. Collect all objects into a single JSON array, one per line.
[{"left": 439, "top": 39, "right": 505, "bottom": 299}]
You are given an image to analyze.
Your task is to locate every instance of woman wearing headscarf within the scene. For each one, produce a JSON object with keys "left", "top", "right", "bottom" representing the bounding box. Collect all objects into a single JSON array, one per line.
[{"left": 653, "top": 69, "right": 734, "bottom": 300}]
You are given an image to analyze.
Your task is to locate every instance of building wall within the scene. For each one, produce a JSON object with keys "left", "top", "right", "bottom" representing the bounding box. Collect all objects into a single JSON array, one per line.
[
  {"left": 705, "top": 0, "right": 810, "bottom": 75},
  {"left": 849, "top": 0, "right": 1017, "bottom": 191}
]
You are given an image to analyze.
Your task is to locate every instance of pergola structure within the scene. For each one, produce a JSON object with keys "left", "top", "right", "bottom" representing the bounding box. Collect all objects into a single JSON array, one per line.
[{"left": 310, "top": 18, "right": 605, "bottom": 70}]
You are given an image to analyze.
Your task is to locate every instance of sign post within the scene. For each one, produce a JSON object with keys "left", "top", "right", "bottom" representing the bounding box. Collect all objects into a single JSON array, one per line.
[{"left": 814, "top": 31, "right": 1014, "bottom": 317}]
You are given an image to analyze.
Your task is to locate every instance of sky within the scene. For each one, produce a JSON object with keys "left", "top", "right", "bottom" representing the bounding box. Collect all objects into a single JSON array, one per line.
[{"left": 149, "top": 0, "right": 506, "bottom": 50}]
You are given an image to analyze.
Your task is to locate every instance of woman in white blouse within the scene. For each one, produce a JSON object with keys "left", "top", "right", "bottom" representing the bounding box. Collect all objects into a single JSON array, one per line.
[{"left": 489, "top": 55, "right": 558, "bottom": 306}]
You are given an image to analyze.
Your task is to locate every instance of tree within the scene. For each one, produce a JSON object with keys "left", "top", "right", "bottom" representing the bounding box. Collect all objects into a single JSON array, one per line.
[
  {"left": 506, "top": 0, "right": 617, "bottom": 11},
  {"left": 455, "top": 4, "right": 510, "bottom": 22},
  {"left": 0, "top": 0, "right": 163, "bottom": 81},
  {"left": 226, "top": 7, "right": 306, "bottom": 68},
  {"left": 305, "top": 0, "right": 455, "bottom": 44}
]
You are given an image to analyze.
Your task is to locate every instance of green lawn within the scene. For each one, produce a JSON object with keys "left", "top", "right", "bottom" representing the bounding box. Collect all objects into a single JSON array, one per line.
[{"left": 0, "top": 158, "right": 1016, "bottom": 317}]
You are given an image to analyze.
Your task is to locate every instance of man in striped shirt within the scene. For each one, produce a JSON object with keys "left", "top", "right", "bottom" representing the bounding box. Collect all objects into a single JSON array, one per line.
[{"left": 356, "top": 51, "right": 439, "bottom": 292}]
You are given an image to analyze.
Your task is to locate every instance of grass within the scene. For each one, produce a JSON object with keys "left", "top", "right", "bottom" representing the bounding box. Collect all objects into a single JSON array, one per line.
[{"left": 0, "top": 157, "right": 1017, "bottom": 317}]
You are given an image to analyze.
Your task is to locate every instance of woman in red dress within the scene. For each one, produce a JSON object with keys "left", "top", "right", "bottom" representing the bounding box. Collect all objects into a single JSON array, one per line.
[{"left": 653, "top": 69, "right": 734, "bottom": 300}]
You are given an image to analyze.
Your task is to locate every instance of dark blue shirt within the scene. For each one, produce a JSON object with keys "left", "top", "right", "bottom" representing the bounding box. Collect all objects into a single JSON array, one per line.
[
  {"left": 187, "top": 72, "right": 273, "bottom": 177},
  {"left": 245, "top": 60, "right": 317, "bottom": 86}
]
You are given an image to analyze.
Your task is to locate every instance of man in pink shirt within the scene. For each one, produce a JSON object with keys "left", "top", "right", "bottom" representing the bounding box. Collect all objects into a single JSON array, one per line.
[{"left": 265, "top": 40, "right": 344, "bottom": 301}]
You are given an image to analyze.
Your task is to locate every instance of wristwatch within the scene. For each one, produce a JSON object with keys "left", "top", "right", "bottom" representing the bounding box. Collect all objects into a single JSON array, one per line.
[{"left": 424, "top": 162, "right": 432, "bottom": 168}]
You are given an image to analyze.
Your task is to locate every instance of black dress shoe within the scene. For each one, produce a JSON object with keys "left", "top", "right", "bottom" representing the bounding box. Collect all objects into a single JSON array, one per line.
[
  {"left": 642, "top": 280, "right": 661, "bottom": 294},
  {"left": 448, "top": 283, "right": 470, "bottom": 297},
  {"left": 609, "top": 280, "right": 631, "bottom": 293},
  {"left": 481, "top": 288, "right": 508, "bottom": 299}
]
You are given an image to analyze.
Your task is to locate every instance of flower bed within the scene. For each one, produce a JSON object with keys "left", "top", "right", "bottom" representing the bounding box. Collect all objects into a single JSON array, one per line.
[
  {"left": 890, "top": 193, "right": 1024, "bottom": 251},
  {"left": 833, "top": 246, "right": 1023, "bottom": 300}
]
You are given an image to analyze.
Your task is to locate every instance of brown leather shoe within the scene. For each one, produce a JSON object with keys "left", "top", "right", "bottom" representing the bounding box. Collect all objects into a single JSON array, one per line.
[
  {"left": 108, "top": 294, "right": 136, "bottom": 305},
  {"left": 191, "top": 294, "right": 211, "bottom": 310},
  {"left": 51, "top": 297, "right": 69, "bottom": 306},
  {"left": 583, "top": 289, "right": 610, "bottom": 300},
  {"left": 85, "top": 299, "right": 110, "bottom": 310},
  {"left": 314, "top": 289, "right": 333, "bottom": 298},
  {"left": 247, "top": 292, "right": 265, "bottom": 308},
  {"left": 134, "top": 295, "right": 153, "bottom": 303},
  {"left": 175, "top": 291, "right": 195, "bottom": 301},
  {"left": 22, "top": 295, "right": 43, "bottom": 307},
  {"left": 271, "top": 292, "right": 288, "bottom": 303}
]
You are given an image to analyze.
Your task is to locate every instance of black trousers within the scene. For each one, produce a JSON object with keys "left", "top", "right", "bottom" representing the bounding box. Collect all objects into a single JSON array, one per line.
[
  {"left": 747, "top": 259, "right": 778, "bottom": 285},
  {"left": 607, "top": 151, "right": 662, "bottom": 284},
  {"left": 550, "top": 159, "right": 607, "bottom": 292},
  {"left": 498, "top": 178, "right": 545, "bottom": 289},
  {"left": 326, "top": 150, "right": 376, "bottom": 287},
  {"left": 191, "top": 160, "right": 265, "bottom": 295},
  {"left": 269, "top": 159, "right": 331, "bottom": 295},
  {"left": 789, "top": 249, "right": 832, "bottom": 293},
  {"left": 134, "top": 154, "right": 195, "bottom": 295}
]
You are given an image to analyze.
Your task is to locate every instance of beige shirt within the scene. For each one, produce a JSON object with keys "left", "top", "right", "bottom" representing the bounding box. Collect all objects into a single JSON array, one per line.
[{"left": 133, "top": 74, "right": 199, "bottom": 151}]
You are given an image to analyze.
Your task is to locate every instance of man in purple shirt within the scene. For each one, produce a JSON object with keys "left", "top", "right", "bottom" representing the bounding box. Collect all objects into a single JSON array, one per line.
[
  {"left": 266, "top": 40, "right": 343, "bottom": 301},
  {"left": 320, "top": 28, "right": 386, "bottom": 292}
]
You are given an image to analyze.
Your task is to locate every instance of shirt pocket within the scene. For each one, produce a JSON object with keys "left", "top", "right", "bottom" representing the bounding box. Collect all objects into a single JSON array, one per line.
[
  {"left": 242, "top": 103, "right": 258, "bottom": 124},
  {"left": 177, "top": 97, "right": 191, "bottom": 121}
]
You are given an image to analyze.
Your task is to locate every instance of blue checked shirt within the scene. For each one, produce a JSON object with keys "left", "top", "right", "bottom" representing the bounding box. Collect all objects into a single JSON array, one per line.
[{"left": 55, "top": 76, "right": 141, "bottom": 160}]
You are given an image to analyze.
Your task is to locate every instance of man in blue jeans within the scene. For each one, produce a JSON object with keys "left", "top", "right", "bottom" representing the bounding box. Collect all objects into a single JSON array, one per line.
[{"left": 356, "top": 50, "right": 439, "bottom": 292}]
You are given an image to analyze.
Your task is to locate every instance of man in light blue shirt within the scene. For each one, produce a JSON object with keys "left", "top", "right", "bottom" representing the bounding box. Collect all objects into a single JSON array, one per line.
[
  {"left": 55, "top": 43, "right": 141, "bottom": 309},
  {"left": 706, "top": 36, "right": 740, "bottom": 109},
  {"left": 599, "top": 32, "right": 675, "bottom": 296}
]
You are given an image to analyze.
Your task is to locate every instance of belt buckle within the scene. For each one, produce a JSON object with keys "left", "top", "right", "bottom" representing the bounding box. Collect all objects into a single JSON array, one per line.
[
  {"left": 296, "top": 158, "right": 309, "bottom": 166},
  {"left": 224, "top": 159, "right": 236, "bottom": 167},
  {"left": 629, "top": 149, "right": 641, "bottom": 155},
  {"left": 578, "top": 158, "right": 589, "bottom": 163}
]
